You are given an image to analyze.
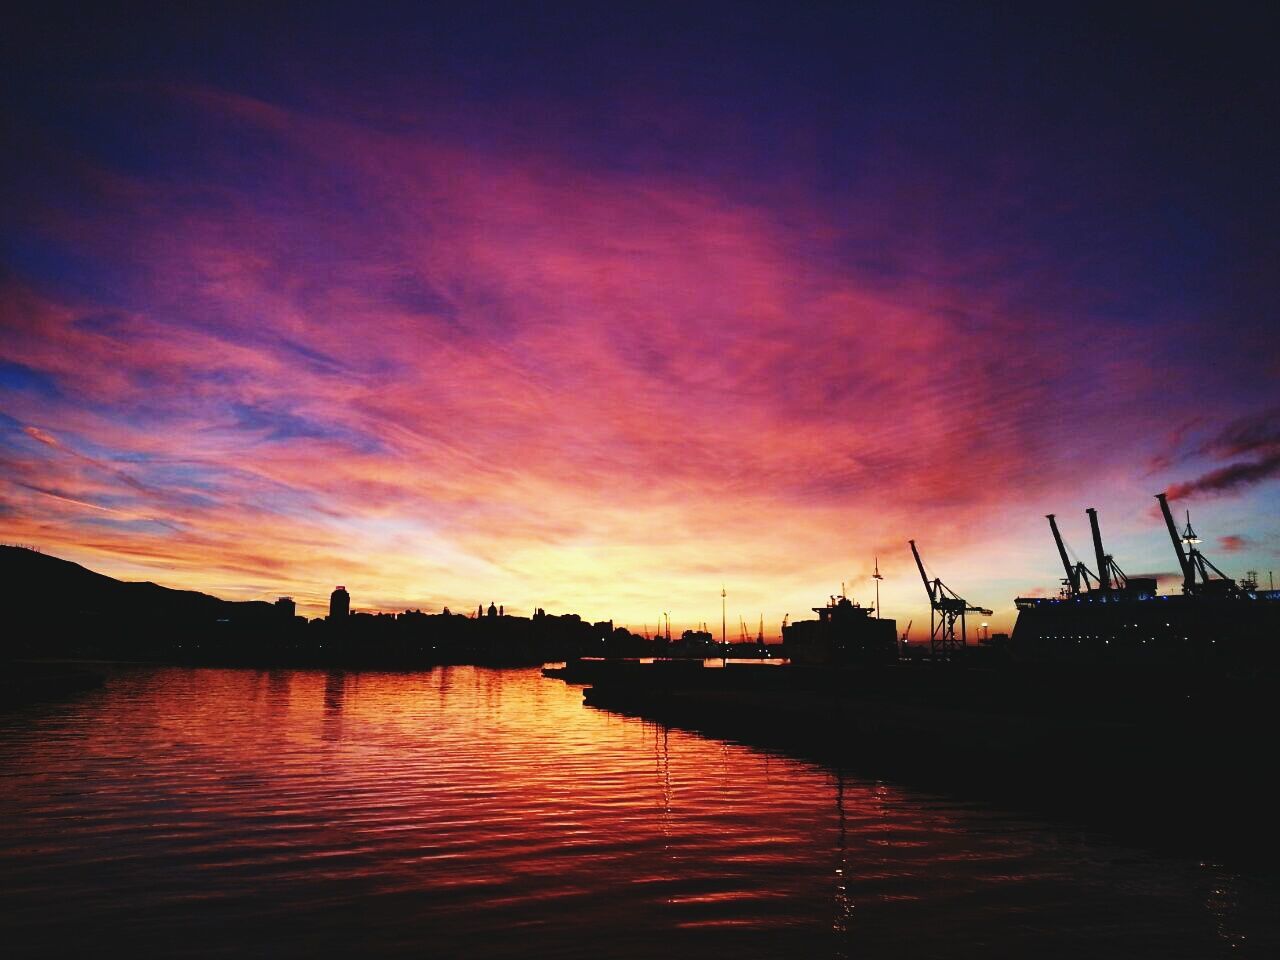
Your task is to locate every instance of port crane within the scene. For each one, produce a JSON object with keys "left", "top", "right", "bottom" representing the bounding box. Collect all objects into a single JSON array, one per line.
[
  {"left": 1046, "top": 514, "right": 1100, "bottom": 597},
  {"left": 1156, "top": 493, "right": 1239, "bottom": 595},
  {"left": 1085, "top": 507, "right": 1137, "bottom": 594},
  {"left": 1046, "top": 507, "right": 1155, "bottom": 599},
  {"left": 909, "top": 540, "right": 992, "bottom": 657}
]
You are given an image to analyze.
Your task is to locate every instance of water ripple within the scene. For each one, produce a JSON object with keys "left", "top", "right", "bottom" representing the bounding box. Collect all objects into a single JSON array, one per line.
[{"left": 0, "top": 666, "right": 1277, "bottom": 958}]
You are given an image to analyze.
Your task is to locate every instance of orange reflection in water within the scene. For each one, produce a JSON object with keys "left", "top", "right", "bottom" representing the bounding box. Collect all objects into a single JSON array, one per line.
[{"left": 0, "top": 666, "right": 1276, "bottom": 959}]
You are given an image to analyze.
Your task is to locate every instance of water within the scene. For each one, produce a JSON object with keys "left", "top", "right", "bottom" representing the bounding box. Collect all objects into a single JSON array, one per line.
[{"left": 1, "top": 666, "right": 1276, "bottom": 958}]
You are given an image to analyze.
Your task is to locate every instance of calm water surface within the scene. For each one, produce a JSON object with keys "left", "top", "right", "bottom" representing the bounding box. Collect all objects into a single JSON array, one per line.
[{"left": 1, "top": 666, "right": 1276, "bottom": 958}]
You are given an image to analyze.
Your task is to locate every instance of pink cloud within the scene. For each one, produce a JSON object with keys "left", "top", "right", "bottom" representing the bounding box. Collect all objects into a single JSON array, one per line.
[
  {"left": 1, "top": 88, "right": 1272, "bottom": 627},
  {"left": 23, "top": 426, "right": 60, "bottom": 447}
]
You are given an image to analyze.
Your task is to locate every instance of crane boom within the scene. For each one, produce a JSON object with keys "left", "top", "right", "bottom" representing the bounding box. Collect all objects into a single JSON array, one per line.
[
  {"left": 1156, "top": 493, "right": 1238, "bottom": 595},
  {"left": 1086, "top": 508, "right": 1111, "bottom": 593},
  {"left": 1156, "top": 492, "right": 1194, "bottom": 592},
  {"left": 1046, "top": 514, "right": 1076, "bottom": 595},
  {"left": 907, "top": 540, "right": 990, "bottom": 657},
  {"left": 909, "top": 540, "right": 933, "bottom": 601}
]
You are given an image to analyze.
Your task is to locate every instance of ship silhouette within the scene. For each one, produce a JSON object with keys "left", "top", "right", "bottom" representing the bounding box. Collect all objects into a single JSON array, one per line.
[{"left": 1010, "top": 493, "right": 1280, "bottom": 671}]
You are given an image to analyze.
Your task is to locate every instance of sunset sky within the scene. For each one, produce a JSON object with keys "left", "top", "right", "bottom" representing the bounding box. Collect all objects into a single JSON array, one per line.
[{"left": 3, "top": 4, "right": 1278, "bottom": 631}]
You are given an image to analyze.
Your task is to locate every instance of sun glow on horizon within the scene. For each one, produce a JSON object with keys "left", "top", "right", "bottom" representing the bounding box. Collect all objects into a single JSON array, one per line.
[{"left": 3, "top": 11, "right": 1278, "bottom": 632}]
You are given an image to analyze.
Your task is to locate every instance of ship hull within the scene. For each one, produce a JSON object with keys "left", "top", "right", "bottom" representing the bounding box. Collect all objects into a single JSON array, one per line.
[{"left": 1010, "top": 593, "right": 1280, "bottom": 672}]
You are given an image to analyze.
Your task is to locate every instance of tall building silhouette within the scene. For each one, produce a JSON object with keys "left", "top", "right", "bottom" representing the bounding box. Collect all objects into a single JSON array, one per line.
[
  {"left": 275, "top": 596, "right": 296, "bottom": 618},
  {"left": 330, "top": 586, "right": 350, "bottom": 620}
]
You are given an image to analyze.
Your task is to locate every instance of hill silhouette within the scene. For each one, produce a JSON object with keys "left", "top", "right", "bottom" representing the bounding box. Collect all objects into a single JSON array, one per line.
[
  {"left": 1, "top": 546, "right": 277, "bottom": 624},
  {"left": 0, "top": 545, "right": 649, "bottom": 667}
]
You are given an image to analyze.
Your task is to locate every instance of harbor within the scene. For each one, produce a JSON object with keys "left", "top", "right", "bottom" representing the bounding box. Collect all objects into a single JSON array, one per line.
[
  {"left": 5, "top": 3, "right": 1279, "bottom": 954},
  {"left": 544, "top": 493, "right": 1280, "bottom": 854}
]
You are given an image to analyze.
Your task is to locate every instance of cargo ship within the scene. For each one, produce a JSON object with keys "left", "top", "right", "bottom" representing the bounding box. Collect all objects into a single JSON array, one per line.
[
  {"left": 782, "top": 591, "right": 897, "bottom": 664},
  {"left": 1010, "top": 493, "right": 1280, "bottom": 672}
]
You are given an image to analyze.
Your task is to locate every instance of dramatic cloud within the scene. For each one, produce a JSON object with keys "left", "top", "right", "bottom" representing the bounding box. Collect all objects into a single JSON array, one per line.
[
  {"left": 1200, "top": 407, "right": 1280, "bottom": 459},
  {"left": 1166, "top": 454, "right": 1280, "bottom": 501},
  {"left": 1166, "top": 408, "right": 1280, "bottom": 502},
  {"left": 3, "top": 53, "right": 1278, "bottom": 626}
]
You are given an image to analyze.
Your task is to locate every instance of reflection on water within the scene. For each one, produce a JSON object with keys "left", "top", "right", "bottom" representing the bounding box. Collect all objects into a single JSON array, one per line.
[{"left": 0, "top": 666, "right": 1276, "bottom": 958}]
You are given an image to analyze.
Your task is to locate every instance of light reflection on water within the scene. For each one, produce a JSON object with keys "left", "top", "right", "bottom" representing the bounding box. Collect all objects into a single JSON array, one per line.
[{"left": 0, "top": 666, "right": 1276, "bottom": 958}]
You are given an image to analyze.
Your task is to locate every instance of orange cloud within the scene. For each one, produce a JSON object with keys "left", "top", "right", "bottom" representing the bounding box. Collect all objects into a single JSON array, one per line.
[{"left": 1, "top": 88, "right": 1274, "bottom": 628}]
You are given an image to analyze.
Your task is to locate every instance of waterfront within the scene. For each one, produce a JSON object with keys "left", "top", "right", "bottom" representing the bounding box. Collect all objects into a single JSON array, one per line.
[{"left": 1, "top": 666, "right": 1278, "bottom": 958}]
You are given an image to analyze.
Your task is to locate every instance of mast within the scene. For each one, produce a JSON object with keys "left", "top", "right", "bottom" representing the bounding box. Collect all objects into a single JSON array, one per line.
[
  {"left": 721, "top": 586, "right": 727, "bottom": 654},
  {"left": 1180, "top": 507, "right": 1238, "bottom": 594},
  {"left": 872, "top": 555, "right": 883, "bottom": 619},
  {"left": 1085, "top": 508, "right": 1111, "bottom": 593}
]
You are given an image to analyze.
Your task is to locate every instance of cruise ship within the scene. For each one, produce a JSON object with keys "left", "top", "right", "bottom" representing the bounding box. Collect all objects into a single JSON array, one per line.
[{"left": 1010, "top": 493, "right": 1280, "bottom": 672}]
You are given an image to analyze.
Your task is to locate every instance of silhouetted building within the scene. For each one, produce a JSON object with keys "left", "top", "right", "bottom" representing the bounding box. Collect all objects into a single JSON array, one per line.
[
  {"left": 487, "top": 601, "right": 497, "bottom": 617},
  {"left": 330, "top": 586, "right": 350, "bottom": 620},
  {"left": 275, "top": 596, "right": 296, "bottom": 619}
]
